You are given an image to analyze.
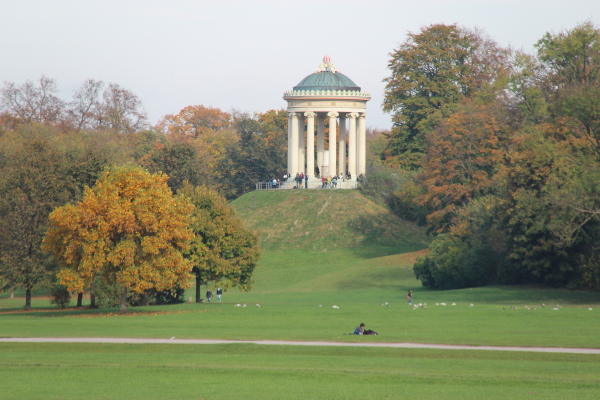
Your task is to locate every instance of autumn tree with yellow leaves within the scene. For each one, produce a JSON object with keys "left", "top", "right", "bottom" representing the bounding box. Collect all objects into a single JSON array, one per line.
[{"left": 43, "top": 166, "right": 194, "bottom": 313}]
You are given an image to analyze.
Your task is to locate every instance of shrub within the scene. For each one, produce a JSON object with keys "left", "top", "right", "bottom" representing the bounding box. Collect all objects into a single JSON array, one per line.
[
  {"left": 49, "top": 285, "right": 71, "bottom": 309},
  {"left": 359, "top": 166, "right": 419, "bottom": 205},
  {"left": 92, "top": 279, "right": 184, "bottom": 308},
  {"left": 413, "top": 234, "right": 500, "bottom": 289}
]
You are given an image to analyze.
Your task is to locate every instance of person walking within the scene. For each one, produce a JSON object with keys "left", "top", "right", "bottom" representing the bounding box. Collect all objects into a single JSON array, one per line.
[
  {"left": 216, "top": 286, "right": 222, "bottom": 302},
  {"left": 407, "top": 289, "right": 412, "bottom": 304},
  {"left": 206, "top": 289, "right": 212, "bottom": 302}
]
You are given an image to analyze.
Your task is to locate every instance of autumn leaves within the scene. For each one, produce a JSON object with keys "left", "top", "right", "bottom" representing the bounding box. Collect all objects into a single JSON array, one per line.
[{"left": 43, "top": 166, "right": 260, "bottom": 313}]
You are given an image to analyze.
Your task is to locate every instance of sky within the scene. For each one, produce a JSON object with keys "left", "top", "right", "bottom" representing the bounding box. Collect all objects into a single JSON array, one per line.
[{"left": 1, "top": 0, "right": 598, "bottom": 129}]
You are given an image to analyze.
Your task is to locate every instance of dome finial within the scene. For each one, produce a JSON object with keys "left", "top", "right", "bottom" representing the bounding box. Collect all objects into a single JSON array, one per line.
[{"left": 314, "top": 55, "right": 339, "bottom": 74}]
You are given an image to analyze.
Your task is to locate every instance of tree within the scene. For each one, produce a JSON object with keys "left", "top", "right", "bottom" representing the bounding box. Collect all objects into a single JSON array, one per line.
[
  {"left": 416, "top": 101, "right": 504, "bottom": 232},
  {"left": 43, "top": 166, "right": 194, "bottom": 313},
  {"left": 220, "top": 109, "right": 288, "bottom": 198},
  {"left": 99, "top": 83, "right": 148, "bottom": 133},
  {"left": 140, "top": 141, "right": 210, "bottom": 193},
  {"left": 536, "top": 22, "right": 600, "bottom": 156},
  {"left": 156, "top": 105, "right": 231, "bottom": 137},
  {"left": 0, "top": 125, "right": 75, "bottom": 309},
  {"left": 178, "top": 184, "right": 260, "bottom": 303},
  {"left": 66, "top": 78, "right": 104, "bottom": 133},
  {"left": 0, "top": 76, "right": 64, "bottom": 124},
  {"left": 383, "top": 24, "right": 507, "bottom": 168}
]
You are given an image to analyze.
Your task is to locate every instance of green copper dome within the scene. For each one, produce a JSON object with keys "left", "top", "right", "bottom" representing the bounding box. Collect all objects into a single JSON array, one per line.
[{"left": 293, "top": 56, "right": 361, "bottom": 91}]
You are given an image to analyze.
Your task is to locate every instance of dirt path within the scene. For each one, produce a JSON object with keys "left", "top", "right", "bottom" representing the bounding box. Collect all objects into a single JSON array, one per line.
[{"left": 1, "top": 337, "right": 599, "bottom": 354}]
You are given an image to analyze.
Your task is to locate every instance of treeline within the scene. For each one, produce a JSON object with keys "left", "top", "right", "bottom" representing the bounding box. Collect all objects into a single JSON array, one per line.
[
  {"left": 375, "top": 21, "right": 600, "bottom": 291},
  {"left": 0, "top": 79, "right": 286, "bottom": 306}
]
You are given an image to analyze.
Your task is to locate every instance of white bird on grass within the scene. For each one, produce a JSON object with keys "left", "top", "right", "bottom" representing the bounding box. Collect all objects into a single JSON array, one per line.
[
  {"left": 436, "top": 303, "right": 439, "bottom": 306},
  {"left": 170, "top": 337, "right": 175, "bottom": 340},
  {"left": 319, "top": 305, "right": 322, "bottom": 307},
  {"left": 242, "top": 304, "right": 247, "bottom": 308},
  {"left": 589, "top": 308, "right": 593, "bottom": 311},
  {"left": 234, "top": 304, "right": 241, "bottom": 307},
  {"left": 256, "top": 304, "right": 260, "bottom": 307},
  {"left": 553, "top": 307, "right": 559, "bottom": 310},
  {"left": 451, "top": 303, "right": 456, "bottom": 306},
  {"left": 470, "top": 304, "right": 474, "bottom": 307},
  {"left": 440, "top": 303, "right": 446, "bottom": 306},
  {"left": 332, "top": 305, "right": 339, "bottom": 309}
]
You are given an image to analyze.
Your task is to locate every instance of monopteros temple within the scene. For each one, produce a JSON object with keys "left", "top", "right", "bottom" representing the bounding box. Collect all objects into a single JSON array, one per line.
[{"left": 283, "top": 56, "right": 370, "bottom": 185}]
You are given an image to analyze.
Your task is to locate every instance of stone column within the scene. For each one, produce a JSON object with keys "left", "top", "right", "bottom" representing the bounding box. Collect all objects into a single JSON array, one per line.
[
  {"left": 338, "top": 114, "right": 346, "bottom": 177},
  {"left": 289, "top": 112, "right": 299, "bottom": 175},
  {"left": 298, "top": 113, "right": 305, "bottom": 174},
  {"left": 328, "top": 111, "right": 338, "bottom": 177},
  {"left": 358, "top": 113, "right": 366, "bottom": 176},
  {"left": 317, "top": 115, "right": 325, "bottom": 176},
  {"left": 347, "top": 112, "right": 358, "bottom": 179},
  {"left": 287, "top": 112, "right": 293, "bottom": 174},
  {"left": 305, "top": 112, "right": 315, "bottom": 178}
]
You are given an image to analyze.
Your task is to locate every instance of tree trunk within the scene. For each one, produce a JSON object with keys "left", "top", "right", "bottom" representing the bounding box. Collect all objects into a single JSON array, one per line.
[
  {"left": 119, "top": 286, "right": 127, "bottom": 314},
  {"left": 25, "top": 288, "right": 31, "bottom": 310},
  {"left": 195, "top": 273, "right": 201, "bottom": 303},
  {"left": 90, "top": 281, "right": 96, "bottom": 308},
  {"left": 77, "top": 292, "right": 83, "bottom": 307},
  {"left": 10, "top": 286, "right": 14, "bottom": 299}
]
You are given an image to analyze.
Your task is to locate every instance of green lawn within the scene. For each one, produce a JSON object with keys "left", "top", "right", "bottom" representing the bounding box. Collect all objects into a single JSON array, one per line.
[
  {"left": 2, "top": 190, "right": 600, "bottom": 399},
  {"left": 2, "top": 342, "right": 599, "bottom": 400},
  {"left": 3, "top": 249, "right": 600, "bottom": 348}
]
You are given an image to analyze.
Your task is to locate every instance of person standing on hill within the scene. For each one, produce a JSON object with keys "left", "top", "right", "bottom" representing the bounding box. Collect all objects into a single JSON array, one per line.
[
  {"left": 216, "top": 286, "right": 222, "bottom": 302},
  {"left": 407, "top": 289, "right": 412, "bottom": 304},
  {"left": 206, "top": 289, "right": 212, "bottom": 302},
  {"left": 304, "top": 174, "right": 309, "bottom": 189}
]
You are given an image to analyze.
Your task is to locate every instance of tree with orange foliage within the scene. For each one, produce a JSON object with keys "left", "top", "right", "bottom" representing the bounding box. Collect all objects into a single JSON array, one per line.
[
  {"left": 417, "top": 102, "right": 504, "bottom": 233},
  {"left": 43, "top": 166, "right": 194, "bottom": 313},
  {"left": 157, "top": 105, "right": 231, "bottom": 137}
]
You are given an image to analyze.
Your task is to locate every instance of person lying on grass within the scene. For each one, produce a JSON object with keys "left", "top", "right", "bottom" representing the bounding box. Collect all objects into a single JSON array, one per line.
[{"left": 353, "top": 323, "right": 378, "bottom": 335}]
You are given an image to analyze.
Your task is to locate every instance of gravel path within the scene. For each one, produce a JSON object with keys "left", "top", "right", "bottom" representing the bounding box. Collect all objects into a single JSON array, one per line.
[{"left": 1, "top": 337, "right": 599, "bottom": 354}]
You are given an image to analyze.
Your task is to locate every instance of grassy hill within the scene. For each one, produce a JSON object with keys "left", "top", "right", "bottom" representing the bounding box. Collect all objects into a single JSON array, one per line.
[
  {"left": 230, "top": 189, "right": 431, "bottom": 293},
  {"left": 230, "top": 189, "right": 430, "bottom": 255}
]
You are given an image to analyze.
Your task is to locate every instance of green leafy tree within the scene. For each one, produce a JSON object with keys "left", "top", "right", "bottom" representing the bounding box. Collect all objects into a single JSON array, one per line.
[
  {"left": 536, "top": 21, "right": 600, "bottom": 157},
  {"left": 0, "top": 125, "right": 77, "bottom": 309},
  {"left": 43, "top": 166, "right": 194, "bottom": 313},
  {"left": 220, "top": 110, "right": 288, "bottom": 198},
  {"left": 383, "top": 24, "right": 507, "bottom": 168},
  {"left": 179, "top": 184, "right": 261, "bottom": 303},
  {"left": 140, "top": 141, "right": 210, "bottom": 193}
]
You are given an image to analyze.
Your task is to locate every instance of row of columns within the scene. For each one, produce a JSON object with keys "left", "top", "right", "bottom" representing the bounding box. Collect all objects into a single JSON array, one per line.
[{"left": 287, "top": 112, "right": 366, "bottom": 178}]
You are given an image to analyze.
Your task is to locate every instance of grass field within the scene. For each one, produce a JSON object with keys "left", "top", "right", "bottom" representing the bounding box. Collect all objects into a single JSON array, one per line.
[
  {"left": 2, "top": 190, "right": 600, "bottom": 399},
  {"left": 2, "top": 342, "right": 600, "bottom": 400}
]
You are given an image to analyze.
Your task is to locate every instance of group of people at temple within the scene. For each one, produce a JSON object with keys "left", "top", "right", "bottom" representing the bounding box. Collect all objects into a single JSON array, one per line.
[{"left": 278, "top": 170, "right": 360, "bottom": 189}]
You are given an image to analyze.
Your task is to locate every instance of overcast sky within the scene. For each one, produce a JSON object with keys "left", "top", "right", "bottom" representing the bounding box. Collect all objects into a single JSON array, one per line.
[{"left": 1, "top": 0, "right": 598, "bottom": 129}]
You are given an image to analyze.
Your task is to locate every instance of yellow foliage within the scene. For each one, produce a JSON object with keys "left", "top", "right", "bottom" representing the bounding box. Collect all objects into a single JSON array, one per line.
[{"left": 43, "top": 166, "right": 194, "bottom": 295}]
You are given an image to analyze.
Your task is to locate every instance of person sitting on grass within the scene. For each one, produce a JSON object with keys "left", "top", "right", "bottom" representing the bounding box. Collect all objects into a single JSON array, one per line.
[
  {"left": 354, "top": 323, "right": 365, "bottom": 335},
  {"left": 354, "top": 323, "right": 378, "bottom": 335}
]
